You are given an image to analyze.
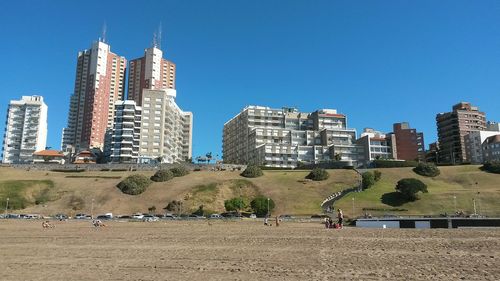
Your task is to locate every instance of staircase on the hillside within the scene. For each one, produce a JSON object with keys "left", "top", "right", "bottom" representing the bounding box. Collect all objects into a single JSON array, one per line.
[{"left": 321, "top": 168, "right": 366, "bottom": 212}]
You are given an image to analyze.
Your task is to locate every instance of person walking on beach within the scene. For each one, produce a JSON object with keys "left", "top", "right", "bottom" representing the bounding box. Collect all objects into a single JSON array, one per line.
[
  {"left": 337, "top": 209, "right": 344, "bottom": 229},
  {"left": 275, "top": 215, "right": 280, "bottom": 227}
]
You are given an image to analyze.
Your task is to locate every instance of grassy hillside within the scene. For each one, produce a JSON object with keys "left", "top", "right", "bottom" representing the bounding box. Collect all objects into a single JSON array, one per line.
[
  {"left": 0, "top": 167, "right": 357, "bottom": 216},
  {"left": 335, "top": 165, "right": 500, "bottom": 218},
  {"left": 1, "top": 165, "right": 499, "bottom": 217}
]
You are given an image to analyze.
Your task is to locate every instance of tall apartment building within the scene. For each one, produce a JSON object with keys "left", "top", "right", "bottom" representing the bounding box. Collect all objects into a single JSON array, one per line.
[
  {"left": 1, "top": 96, "right": 48, "bottom": 164},
  {"left": 136, "top": 89, "right": 192, "bottom": 163},
  {"left": 108, "top": 100, "right": 142, "bottom": 163},
  {"left": 436, "top": 102, "right": 486, "bottom": 164},
  {"left": 392, "top": 122, "right": 425, "bottom": 161},
  {"left": 356, "top": 128, "right": 395, "bottom": 164},
  {"left": 62, "top": 39, "right": 127, "bottom": 151},
  {"left": 223, "top": 106, "right": 364, "bottom": 168},
  {"left": 128, "top": 46, "right": 176, "bottom": 106}
]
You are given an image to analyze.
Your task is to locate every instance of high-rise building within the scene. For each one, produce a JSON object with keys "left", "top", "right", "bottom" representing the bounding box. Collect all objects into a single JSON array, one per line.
[
  {"left": 136, "top": 89, "right": 192, "bottom": 163},
  {"left": 392, "top": 122, "right": 425, "bottom": 161},
  {"left": 223, "top": 106, "right": 364, "bottom": 168},
  {"left": 62, "top": 40, "right": 127, "bottom": 151},
  {"left": 108, "top": 100, "right": 142, "bottom": 163},
  {"left": 436, "top": 102, "right": 486, "bottom": 164},
  {"left": 2, "top": 96, "right": 48, "bottom": 164},
  {"left": 127, "top": 45, "right": 176, "bottom": 106}
]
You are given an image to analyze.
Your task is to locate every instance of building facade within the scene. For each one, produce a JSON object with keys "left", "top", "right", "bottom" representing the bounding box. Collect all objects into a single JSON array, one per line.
[
  {"left": 137, "top": 89, "right": 192, "bottom": 163},
  {"left": 392, "top": 122, "right": 425, "bottom": 161},
  {"left": 62, "top": 40, "right": 127, "bottom": 152},
  {"left": 356, "top": 128, "right": 395, "bottom": 164},
  {"left": 128, "top": 46, "right": 176, "bottom": 106},
  {"left": 108, "top": 100, "right": 142, "bottom": 163},
  {"left": 436, "top": 102, "right": 486, "bottom": 164},
  {"left": 482, "top": 135, "right": 500, "bottom": 163},
  {"left": 464, "top": 130, "right": 500, "bottom": 164},
  {"left": 2, "top": 96, "right": 48, "bottom": 164},
  {"left": 223, "top": 106, "right": 364, "bottom": 168}
]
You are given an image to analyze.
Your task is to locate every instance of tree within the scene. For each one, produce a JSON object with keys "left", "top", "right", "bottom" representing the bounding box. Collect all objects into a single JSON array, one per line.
[
  {"left": 482, "top": 162, "right": 500, "bottom": 174},
  {"left": 362, "top": 172, "right": 376, "bottom": 190},
  {"left": 306, "top": 168, "right": 329, "bottom": 181},
  {"left": 334, "top": 153, "right": 342, "bottom": 161},
  {"left": 395, "top": 178, "right": 428, "bottom": 201},
  {"left": 117, "top": 174, "right": 151, "bottom": 195},
  {"left": 193, "top": 205, "right": 204, "bottom": 216},
  {"left": 164, "top": 200, "right": 183, "bottom": 213},
  {"left": 148, "top": 206, "right": 156, "bottom": 214},
  {"left": 150, "top": 169, "right": 174, "bottom": 182},
  {"left": 224, "top": 197, "right": 246, "bottom": 212},
  {"left": 373, "top": 170, "right": 382, "bottom": 182},
  {"left": 250, "top": 197, "right": 275, "bottom": 217},
  {"left": 240, "top": 165, "right": 263, "bottom": 178},
  {"left": 206, "top": 152, "right": 213, "bottom": 164},
  {"left": 413, "top": 163, "right": 440, "bottom": 177}
]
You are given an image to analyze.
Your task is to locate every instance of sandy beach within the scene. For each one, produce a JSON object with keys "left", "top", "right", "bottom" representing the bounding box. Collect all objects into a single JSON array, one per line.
[{"left": 0, "top": 220, "right": 498, "bottom": 280}]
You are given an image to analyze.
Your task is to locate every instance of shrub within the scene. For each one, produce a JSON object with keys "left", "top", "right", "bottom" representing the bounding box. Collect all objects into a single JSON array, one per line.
[
  {"left": 305, "top": 168, "right": 329, "bottom": 181},
  {"left": 192, "top": 205, "right": 205, "bottom": 216},
  {"left": 372, "top": 160, "right": 418, "bottom": 168},
  {"left": 116, "top": 174, "right": 151, "bottom": 195},
  {"left": 224, "top": 197, "right": 246, "bottom": 212},
  {"left": 373, "top": 170, "right": 382, "bottom": 181},
  {"left": 362, "top": 172, "right": 376, "bottom": 190},
  {"left": 240, "top": 165, "right": 263, "bottom": 178},
  {"left": 170, "top": 166, "right": 190, "bottom": 177},
  {"left": 150, "top": 169, "right": 174, "bottom": 182},
  {"left": 164, "top": 200, "right": 183, "bottom": 212},
  {"left": 250, "top": 196, "right": 275, "bottom": 217},
  {"left": 395, "top": 178, "right": 428, "bottom": 201},
  {"left": 481, "top": 162, "right": 500, "bottom": 174},
  {"left": 413, "top": 163, "right": 440, "bottom": 177}
]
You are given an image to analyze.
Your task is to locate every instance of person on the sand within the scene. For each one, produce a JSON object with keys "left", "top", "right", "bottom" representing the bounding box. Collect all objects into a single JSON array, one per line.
[
  {"left": 337, "top": 209, "right": 344, "bottom": 229},
  {"left": 328, "top": 217, "right": 333, "bottom": 229},
  {"left": 264, "top": 217, "right": 269, "bottom": 226},
  {"left": 275, "top": 216, "right": 280, "bottom": 227}
]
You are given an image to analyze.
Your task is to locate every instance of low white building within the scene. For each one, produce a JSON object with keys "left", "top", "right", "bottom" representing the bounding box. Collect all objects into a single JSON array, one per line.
[
  {"left": 2, "top": 96, "right": 48, "bottom": 164},
  {"left": 356, "top": 128, "right": 395, "bottom": 165}
]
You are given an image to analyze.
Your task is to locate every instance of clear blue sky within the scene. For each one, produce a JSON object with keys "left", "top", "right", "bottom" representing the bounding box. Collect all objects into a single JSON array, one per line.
[{"left": 1, "top": 0, "right": 500, "bottom": 159}]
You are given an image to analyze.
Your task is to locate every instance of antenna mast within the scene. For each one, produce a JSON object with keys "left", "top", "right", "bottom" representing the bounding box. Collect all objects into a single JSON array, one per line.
[
  {"left": 158, "top": 22, "right": 162, "bottom": 50},
  {"left": 101, "top": 22, "right": 107, "bottom": 43}
]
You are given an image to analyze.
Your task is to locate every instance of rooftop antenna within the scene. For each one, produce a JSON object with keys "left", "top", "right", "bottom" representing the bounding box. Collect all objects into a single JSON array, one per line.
[
  {"left": 101, "top": 22, "right": 107, "bottom": 43},
  {"left": 152, "top": 30, "right": 158, "bottom": 48},
  {"left": 158, "top": 22, "right": 162, "bottom": 50}
]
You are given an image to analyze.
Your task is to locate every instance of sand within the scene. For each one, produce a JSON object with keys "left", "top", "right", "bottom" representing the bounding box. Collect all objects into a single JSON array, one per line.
[{"left": 0, "top": 220, "right": 499, "bottom": 280}]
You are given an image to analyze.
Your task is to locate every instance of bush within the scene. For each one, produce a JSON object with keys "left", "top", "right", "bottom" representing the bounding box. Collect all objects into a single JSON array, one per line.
[
  {"left": 372, "top": 160, "right": 418, "bottom": 168},
  {"left": 250, "top": 196, "right": 275, "bottom": 217},
  {"left": 164, "top": 200, "right": 183, "bottom": 212},
  {"left": 224, "top": 197, "right": 246, "bottom": 212},
  {"left": 481, "top": 162, "right": 500, "bottom": 174},
  {"left": 240, "top": 165, "right": 263, "bottom": 178},
  {"left": 116, "top": 174, "right": 151, "bottom": 195},
  {"left": 169, "top": 166, "right": 190, "bottom": 177},
  {"left": 413, "top": 163, "right": 440, "bottom": 177},
  {"left": 362, "top": 172, "right": 376, "bottom": 190},
  {"left": 305, "top": 168, "right": 329, "bottom": 181},
  {"left": 373, "top": 170, "right": 382, "bottom": 181},
  {"left": 395, "top": 178, "right": 428, "bottom": 201},
  {"left": 150, "top": 169, "right": 174, "bottom": 182},
  {"left": 192, "top": 205, "right": 205, "bottom": 216}
]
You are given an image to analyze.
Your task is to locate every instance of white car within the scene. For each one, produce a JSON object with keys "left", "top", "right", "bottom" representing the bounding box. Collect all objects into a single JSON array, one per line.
[
  {"left": 132, "top": 213, "right": 144, "bottom": 219},
  {"left": 142, "top": 215, "right": 159, "bottom": 222},
  {"left": 209, "top": 214, "right": 223, "bottom": 219}
]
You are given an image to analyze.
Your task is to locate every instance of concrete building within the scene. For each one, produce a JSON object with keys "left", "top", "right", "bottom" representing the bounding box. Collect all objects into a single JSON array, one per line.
[
  {"left": 128, "top": 45, "right": 176, "bottom": 106},
  {"left": 223, "top": 106, "right": 364, "bottom": 168},
  {"left": 436, "top": 102, "right": 486, "bottom": 164},
  {"left": 2, "top": 96, "right": 48, "bottom": 164},
  {"left": 482, "top": 135, "right": 500, "bottom": 163},
  {"left": 356, "top": 128, "right": 395, "bottom": 164},
  {"left": 62, "top": 39, "right": 127, "bottom": 151},
  {"left": 392, "top": 122, "right": 425, "bottom": 161},
  {"left": 138, "top": 89, "right": 192, "bottom": 163},
  {"left": 464, "top": 130, "right": 500, "bottom": 164},
  {"left": 109, "top": 100, "right": 142, "bottom": 163},
  {"left": 487, "top": 121, "right": 500, "bottom": 132}
]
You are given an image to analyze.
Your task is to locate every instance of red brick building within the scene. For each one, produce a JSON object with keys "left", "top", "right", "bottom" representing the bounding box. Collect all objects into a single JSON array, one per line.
[{"left": 393, "top": 122, "right": 425, "bottom": 161}]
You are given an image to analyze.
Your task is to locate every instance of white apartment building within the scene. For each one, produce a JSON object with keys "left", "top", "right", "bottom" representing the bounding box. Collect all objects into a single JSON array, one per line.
[
  {"left": 356, "top": 128, "right": 395, "bottom": 165},
  {"left": 2, "top": 96, "right": 48, "bottom": 164},
  {"left": 108, "top": 100, "right": 142, "bottom": 163},
  {"left": 223, "top": 106, "right": 364, "bottom": 168},
  {"left": 464, "top": 129, "right": 500, "bottom": 164},
  {"left": 482, "top": 135, "right": 500, "bottom": 163},
  {"left": 137, "top": 89, "right": 192, "bottom": 163}
]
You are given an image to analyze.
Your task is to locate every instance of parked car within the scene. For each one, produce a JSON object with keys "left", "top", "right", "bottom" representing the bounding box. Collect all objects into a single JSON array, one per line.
[
  {"left": 96, "top": 214, "right": 113, "bottom": 220},
  {"left": 163, "top": 214, "right": 177, "bottom": 220},
  {"left": 75, "top": 213, "right": 91, "bottom": 219},
  {"left": 143, "top": 215, "right": 159, "bottom": 222},
  {"left": 54, "top": 214, "right": 68, "bottom": 220},
  {"left": 220, "top": 212, "right": 242, "bottom": 218},
  {"left": 5, "top": 214, "right": 21, "bottom": 219},
  {"left": 117, "top": 215, "right": 132, "bottom": 219},
  {"left": 132, "top": 213, "right": 144, "bottom": 219},
  {"left": 24, "top": 214, "right": 41, "bottom": 219},
  {"left": 209, "top": 214, "right": 223, "bottom": 219},
  {"left": 280, "top": 214, "right": 294, "bottom": 220},
  {"left": 188, "top": 214, "right": 206, "bottom": 219}
]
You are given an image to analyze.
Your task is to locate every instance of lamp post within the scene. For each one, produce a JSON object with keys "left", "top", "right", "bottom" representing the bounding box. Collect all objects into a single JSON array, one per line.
[
  {"left": 267, "top": 198, "right": 270, "bottom": 217},
  {"left": 5, "top": 198, "right": 9, "bottom": 214},
  {"left": 453, "top": 195, "right": 457, "bottom": 214},
  {"left": 352, "top": 197, "right": 355, "bottom": 218},
  {"left": 91, "top": 198, "right": 94, "bottom": 219}
]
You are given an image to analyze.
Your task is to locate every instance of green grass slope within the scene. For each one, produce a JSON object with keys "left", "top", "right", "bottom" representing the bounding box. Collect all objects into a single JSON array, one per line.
[{"left": 335, "top": 165, "right": 500, "bottom": 218}]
